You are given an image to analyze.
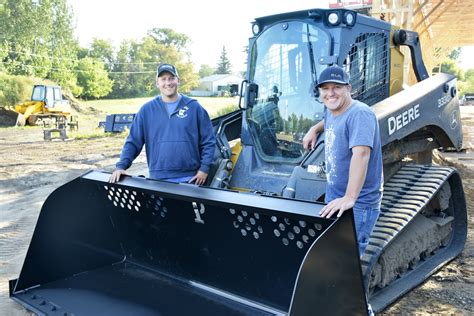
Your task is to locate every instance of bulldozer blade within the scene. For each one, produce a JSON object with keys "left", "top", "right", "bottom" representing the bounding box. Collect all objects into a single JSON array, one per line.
[
  {"left": 0, "top": 107, "right": 25, "bottom": 127},
  {"left": 9, "top": 171, "right": 368, "bottom": 315}
]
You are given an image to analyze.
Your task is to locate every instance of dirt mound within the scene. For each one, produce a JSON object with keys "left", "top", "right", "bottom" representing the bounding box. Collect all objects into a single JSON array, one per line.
[{"left": 63, "top": 93, "right": 83, "bottom": 112}]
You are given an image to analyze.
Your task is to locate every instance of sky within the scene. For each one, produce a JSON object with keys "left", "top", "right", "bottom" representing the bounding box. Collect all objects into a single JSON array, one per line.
[
  {"left": 66, "top": 0, "right": 328, "bottom": 73},
  {"left": 66, "top": 0, "right": 474, "bottom": 73}
]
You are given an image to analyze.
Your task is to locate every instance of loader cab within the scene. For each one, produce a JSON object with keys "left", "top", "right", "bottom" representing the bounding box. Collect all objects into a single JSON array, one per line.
[
  {"left": 227, "top": 8, "right": 392, "bottom": 197},
  {"left": 245, "top": 20, "right": 328, "bottom": 163},
  {"left": 31, "top": 85, "right": 67, "bottom": 108}
]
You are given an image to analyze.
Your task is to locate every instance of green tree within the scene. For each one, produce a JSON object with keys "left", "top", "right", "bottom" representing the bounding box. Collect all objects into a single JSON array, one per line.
[
  {"left": 89, "top": 38, "right": 115, "bottom": 71},
  {"left": 433, "top": 59, "right": 464, "bottom": 80},
  {"left": 147, "top": 28, "right": 191, "bottom": 54},
  {"left": 458, "top": 72, "right": 474, "bottom": 96},
  {"left": 241, "top": 45, "right": 249, "bottom": 78},
  {"left": 47, "top": 0, "right": 80, "bottom": 94},
  {"left": 465, "top": 69, "right": 474, "bottom": 80},
  {"left": 448, "top": 48, "right": 462, "bottom": 61},
  {"left": 1, "top": 0, "right": 51, "bottom": 76},
  {"left": 76, "top": 57, "right": 113, "bottom": 99},
  {"left": 109, "top": 28, "right": 198, "bottom": 98},
  {"left": 145, "top": 28, "right": 198, "bottom": 93},
  {"left": 215, "top": 46, "right": 232, "bottom": 74},
  {"left": 0, "top": 0, "right": 80, "bottom": 93},
  {"left": 109, "top": 40, "right": 135, "bottom": 98},
  {"left": 199, "top": 64, "right": 214, "bottom": 78}
]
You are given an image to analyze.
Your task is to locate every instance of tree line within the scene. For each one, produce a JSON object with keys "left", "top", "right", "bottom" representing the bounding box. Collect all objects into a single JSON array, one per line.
[
  {"left": 1, "top": 0, "right": 471, "bottom": 103},
  {"left": 0, "top": 0, "right": 236, "bottom": 101}
]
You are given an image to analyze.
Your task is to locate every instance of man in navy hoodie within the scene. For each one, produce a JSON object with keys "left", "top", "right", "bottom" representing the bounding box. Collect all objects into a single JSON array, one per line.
[{"left": 109, "top": 63, "right": 216, "bottom": 185}]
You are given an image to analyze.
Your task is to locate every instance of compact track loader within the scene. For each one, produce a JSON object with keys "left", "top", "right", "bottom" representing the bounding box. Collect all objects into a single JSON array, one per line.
[{"left": 10, "top": 8, "right": 467, "bottom": 315}]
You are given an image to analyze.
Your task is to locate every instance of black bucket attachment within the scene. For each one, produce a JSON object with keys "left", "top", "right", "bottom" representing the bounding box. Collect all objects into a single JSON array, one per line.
[
  {"left": 0, "top": 107, "right": 25, "bottom": 127},
  {"left": 10, "top": 171, "right": 368, "bottom": 315}
]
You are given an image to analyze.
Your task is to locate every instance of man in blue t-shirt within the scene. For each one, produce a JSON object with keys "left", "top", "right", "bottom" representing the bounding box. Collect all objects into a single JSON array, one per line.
[
  {"left": 109, "top": 63, "right": 216, "bottom": 185},
  {"left": 303, "top": 65, "right": 383, "bottom": 256}
]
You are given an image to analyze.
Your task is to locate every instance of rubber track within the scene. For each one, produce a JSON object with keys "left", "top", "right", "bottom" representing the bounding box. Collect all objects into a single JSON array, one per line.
[{"left": 360, "top": 164, "right": 454, "bottom": 274}]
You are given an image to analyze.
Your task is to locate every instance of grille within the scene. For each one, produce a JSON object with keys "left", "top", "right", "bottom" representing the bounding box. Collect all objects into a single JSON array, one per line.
[{"left": 346, "top": 32, "right": 389, "bottom": 106}]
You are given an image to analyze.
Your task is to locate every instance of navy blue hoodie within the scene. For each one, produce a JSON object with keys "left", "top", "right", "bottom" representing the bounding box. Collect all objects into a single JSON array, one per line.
[{"left": 116, "top": 94, "right": 216, "bottom": 180}]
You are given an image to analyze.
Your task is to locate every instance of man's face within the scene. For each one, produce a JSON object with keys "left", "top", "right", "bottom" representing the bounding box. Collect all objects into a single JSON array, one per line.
[
  {"left": 156, "top": 72, "right": 179, "bottom": 98},
  {"left": 319, "top": 82, "right": 352, "bottom": 115}
]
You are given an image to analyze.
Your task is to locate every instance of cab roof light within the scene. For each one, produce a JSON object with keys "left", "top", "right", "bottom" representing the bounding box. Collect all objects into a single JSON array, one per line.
[
  {"left": 327, "top": 11, "right": 341, "bottom": 26},
  {"left": 323, "top": 10, "right": 357, "bottom": 27},
  {"left": 343, "top": 11, "right": 356, "bottom": 27},
  {"left": 252, "top": 23, "right": 260, "bottom": 35}
]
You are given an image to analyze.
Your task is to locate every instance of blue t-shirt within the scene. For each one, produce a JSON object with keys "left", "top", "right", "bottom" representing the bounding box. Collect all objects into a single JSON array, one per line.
[
  {"left": 164, "top": 95, "right": 181, "bottom": 116},
  {"left": 324, "top": 100, "right": 383, "bottom": 208}
]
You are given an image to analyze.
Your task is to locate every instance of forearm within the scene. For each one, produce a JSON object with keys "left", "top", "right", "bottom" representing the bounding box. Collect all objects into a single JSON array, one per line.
[
  {"left": 345, "top": 146, "right": 371, "bottom": 201},
  {"left": 198, "top": 113, "right": 217, "bottom": 173},
  {"left": 116, "top": 122, "right": 144, "bottom": 170},
  {"left": 116, "top": 140, "right": 141, "bottom": 170},
  {"left": 312, "top": 120, "right": 325, "bottom": 134}
]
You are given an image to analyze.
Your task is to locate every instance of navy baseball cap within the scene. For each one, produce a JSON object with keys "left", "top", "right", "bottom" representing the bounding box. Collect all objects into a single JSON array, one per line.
[
  {"left": 157, "top": 63, "right": 179, "bottom": 78},
  {"left": 317, "top": 65, "right": 350, "bottom": 87}
]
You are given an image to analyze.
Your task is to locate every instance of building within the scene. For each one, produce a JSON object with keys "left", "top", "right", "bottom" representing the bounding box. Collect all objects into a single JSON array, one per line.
[{"left": 190, "top": 74, "right": 243, "bottom": 97}]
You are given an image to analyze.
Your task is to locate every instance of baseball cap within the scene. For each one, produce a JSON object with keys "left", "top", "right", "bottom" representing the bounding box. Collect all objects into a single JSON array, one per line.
[
  {"left": 317, "top": 65, "right": 350, "bottom": 88},
  {"left": 157, "top": 63, "right": 179, "bottom": 78}
]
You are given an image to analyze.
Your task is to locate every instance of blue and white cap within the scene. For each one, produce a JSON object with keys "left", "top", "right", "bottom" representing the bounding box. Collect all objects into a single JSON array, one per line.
[
  {"left": 317, "top": 65, "right": 350, "bottom": 87},
  {"left": 157, "top": 63, "right": 179, "bottom": 78}
]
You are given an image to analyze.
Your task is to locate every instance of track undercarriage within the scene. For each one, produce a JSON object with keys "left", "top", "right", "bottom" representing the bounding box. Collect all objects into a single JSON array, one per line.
[{"left": 362, "top": 164, "right": 467, "bottom": 312}]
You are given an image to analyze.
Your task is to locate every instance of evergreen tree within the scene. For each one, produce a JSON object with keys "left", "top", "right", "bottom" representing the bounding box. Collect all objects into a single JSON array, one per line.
[{"left": 215, "top": 46, "right": 232, "bottom": 74}]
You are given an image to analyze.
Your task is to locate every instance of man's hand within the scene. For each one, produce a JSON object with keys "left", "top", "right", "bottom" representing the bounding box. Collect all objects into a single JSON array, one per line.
[
  {"left": 319, "top": 196, "right": 356, "bottom": 218},
  {"left": 189, "top": 170, "right": 208, "bottom": 186},
  {"left": 109, "top": 169, "right": 127, "bottom": 183}
]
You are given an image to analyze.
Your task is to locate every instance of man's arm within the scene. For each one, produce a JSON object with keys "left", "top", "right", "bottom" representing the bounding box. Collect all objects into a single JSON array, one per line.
[
  {"left": 303, "top": 120, "right": 324, "bottom": 151},
  {"left": 197, "top": 107, "right": 216, "bottom": 175},
  {"left": 320, "top": 145, "right": 371, "bottom": 218},
  {"left": 109, "top": 113, "right": 145, "bottom": 183}
]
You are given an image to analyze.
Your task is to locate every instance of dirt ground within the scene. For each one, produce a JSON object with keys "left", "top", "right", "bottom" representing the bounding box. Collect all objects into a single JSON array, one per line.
[{"left": 0, "top": 107, "right": 473, "bottom": 315}]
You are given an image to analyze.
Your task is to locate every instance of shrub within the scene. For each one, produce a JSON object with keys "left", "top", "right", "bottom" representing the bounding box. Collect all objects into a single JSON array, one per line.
[{"left": 0, "top": 73, "right": 36, "bottom": 106}]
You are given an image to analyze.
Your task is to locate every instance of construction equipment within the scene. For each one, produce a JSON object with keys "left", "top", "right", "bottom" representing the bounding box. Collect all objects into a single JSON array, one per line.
[
  {"left": 0, "top": 84, "right": 75, "bottom": 127},
  {"left": 9, "top": 7, "right": 467, "bottom": 315}
]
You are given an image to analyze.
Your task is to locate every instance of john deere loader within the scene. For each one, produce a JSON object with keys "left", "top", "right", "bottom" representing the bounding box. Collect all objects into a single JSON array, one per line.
[
  {"left": 0, "top": 85, "right": 73, "bottom": 127},
  {"left": 9, "top": 8, "right": 467, "bottom": 315}
]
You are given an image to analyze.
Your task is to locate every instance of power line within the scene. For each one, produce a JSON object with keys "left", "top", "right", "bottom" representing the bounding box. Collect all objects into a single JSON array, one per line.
[
  {"left": 0, "top": 48, "right": 159, "bottom": 66},
  {"left": 0, "top": 60, "right": 155, "bottom": 74}
]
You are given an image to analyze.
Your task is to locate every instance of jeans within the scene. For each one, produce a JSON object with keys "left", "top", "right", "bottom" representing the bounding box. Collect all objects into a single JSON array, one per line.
[{"left": 353, "top": 205, "right": 380, "bottom": 256}]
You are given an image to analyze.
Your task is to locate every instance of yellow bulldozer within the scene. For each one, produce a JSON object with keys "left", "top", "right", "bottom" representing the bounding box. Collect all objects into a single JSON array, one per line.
[{"left": 0, "top": 84, "right": 76, "bottom": 128}]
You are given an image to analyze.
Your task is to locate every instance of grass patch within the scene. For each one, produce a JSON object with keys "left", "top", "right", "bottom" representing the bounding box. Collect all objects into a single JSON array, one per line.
[
  {"left": 79, "top": 96, "right": 238, "bottom": 117},
  {"left": 72, "top": 96, "right": 238, "bottom": 137}
]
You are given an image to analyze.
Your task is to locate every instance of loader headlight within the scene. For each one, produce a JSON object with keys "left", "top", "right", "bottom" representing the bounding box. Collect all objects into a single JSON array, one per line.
[
  {"left": 327, "top": 12, "right": 341, "bottom": 26},
  {"left": 343, "top": 11, "right": 356, "bottom": 27},
  {"left": 252, "top": 23, "right": 260, "bottom": 35}
]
